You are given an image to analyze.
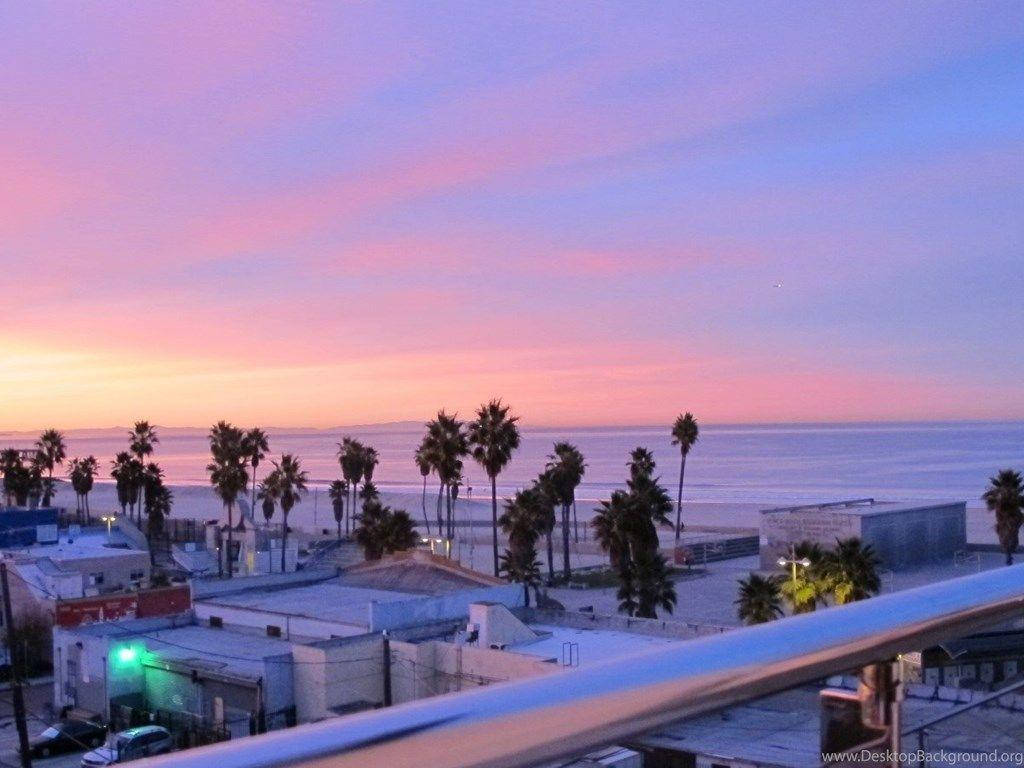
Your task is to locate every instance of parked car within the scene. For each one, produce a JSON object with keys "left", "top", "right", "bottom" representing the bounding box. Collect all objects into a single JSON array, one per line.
[
  {"left": 30, "top": 719, "right": 107, "bottom": 758},
  {"left": 80, "top": 725, "right": 173, "bottom": 766}
]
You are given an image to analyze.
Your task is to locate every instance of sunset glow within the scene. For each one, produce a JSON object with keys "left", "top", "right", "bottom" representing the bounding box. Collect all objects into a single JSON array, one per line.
[{"left": 3, "top": 2, "right": 1023, "bottom": 428}]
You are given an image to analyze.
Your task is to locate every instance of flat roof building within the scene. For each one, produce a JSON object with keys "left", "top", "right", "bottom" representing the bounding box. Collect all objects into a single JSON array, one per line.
[{"left": 760, "top": 498, "right": 967, "bottom": 571}]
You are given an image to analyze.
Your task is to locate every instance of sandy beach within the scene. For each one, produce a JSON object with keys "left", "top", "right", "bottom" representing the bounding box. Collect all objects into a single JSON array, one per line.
[{"left": 45, "top": 479, "right": 998, "bottom": 545}]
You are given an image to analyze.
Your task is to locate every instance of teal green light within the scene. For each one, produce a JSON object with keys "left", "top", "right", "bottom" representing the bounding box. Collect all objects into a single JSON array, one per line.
[{"left": 115, "top": 646, "right": 138, "bottom": 664}]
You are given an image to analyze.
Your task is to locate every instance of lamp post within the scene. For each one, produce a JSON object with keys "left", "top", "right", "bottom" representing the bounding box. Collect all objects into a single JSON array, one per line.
[
  {"left": 777, "top": 545, "right": 811, "bottom": 587},
  {"left": 100, "top": 515, "right": 116, "bottom": 541}
]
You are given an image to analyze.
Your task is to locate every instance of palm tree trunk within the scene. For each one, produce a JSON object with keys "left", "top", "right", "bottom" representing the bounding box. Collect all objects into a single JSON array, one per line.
[
  {"left": 251, "top": 472, "right": 257, "bottom": 519},
  {"left": 572, "top": 500, "right": 579, "bottom": 542},
  {"left": 675, "top": 453, "right": 687, "bottom": 542},
  {"left": 226, "top": 501, "right": 234, "bottom": 578},
  {"left": 445, "top": 485, "right": 453, "bottom": 543},
  {"left": 545, "top": 531, "right": 554, "bottom": 585},
  {"left": 436, "top": 483, "right": 445, "bottom": 536},
  {"left": 561, "top": 504, "right": 571, "bottom": 580},
  {"left": 421, "top": 476, "right": 430, "bottom": 535},
  {"left": 523, "top": 581, "right": 530, "bottom": 607},
  {"left": 281, "top": 511, "right": 288, "bottom": 573},
  {"left": 490, "top": 476, "right": 499, "bottom": 578}
]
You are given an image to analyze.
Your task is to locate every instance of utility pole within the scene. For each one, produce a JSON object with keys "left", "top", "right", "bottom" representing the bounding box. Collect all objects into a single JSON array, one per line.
[
  {"left": 1, "top": 562, "right": 33, "bottom": 768},
  {"left": 382, "top": 631, "right": 392, "bottom": 707}
]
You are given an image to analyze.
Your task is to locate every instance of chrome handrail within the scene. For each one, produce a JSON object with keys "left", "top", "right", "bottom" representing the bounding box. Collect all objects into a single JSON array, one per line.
[{"left": 140, "top": 564, "right": 1024, "bottom": 768}]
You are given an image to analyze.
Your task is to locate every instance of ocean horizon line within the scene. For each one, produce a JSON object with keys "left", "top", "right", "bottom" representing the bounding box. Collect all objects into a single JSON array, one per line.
[{"left": 2, "top": 417, "right": 1023, "bottom": 438}]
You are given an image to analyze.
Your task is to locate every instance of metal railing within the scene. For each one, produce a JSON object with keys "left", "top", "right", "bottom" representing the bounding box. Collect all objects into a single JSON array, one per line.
[{"left": 138, "top": 564, "right": 1024, "bottom": 768}]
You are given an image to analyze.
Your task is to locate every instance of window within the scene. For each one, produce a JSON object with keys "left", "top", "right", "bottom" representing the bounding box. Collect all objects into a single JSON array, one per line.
[
  {"left": 208, "top": 616, "right": 223, "bottom": 628},
  {"left": 266, "top": 625, "right": 282, "bottom": 638},
  {"left": 130, "top": 570, "right": 145, "bottom": 581},
  {"left": 88, "top": 573, "right": 104, "bottom": 586}
]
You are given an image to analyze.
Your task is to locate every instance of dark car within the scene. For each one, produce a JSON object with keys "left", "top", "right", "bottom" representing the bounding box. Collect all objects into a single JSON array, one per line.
[{"left": 30, "top": 719, "right": 107, "bottom": 758}]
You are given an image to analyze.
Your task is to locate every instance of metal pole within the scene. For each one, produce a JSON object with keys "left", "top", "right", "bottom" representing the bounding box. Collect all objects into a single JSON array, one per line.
[
  {"left": 382, "top": 632, "right": 392, "bottom": 708},
  {"left": 1, "top": 563, "right": 33, "bottom": 768}
]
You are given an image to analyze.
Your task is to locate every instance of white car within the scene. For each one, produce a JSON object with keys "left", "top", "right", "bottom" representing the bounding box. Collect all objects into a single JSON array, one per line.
[{"left": 80, "top": 725, "right": 173, "bottom": 766}]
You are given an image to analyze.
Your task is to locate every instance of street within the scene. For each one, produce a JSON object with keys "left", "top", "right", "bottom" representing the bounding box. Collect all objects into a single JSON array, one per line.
[{"left": 0, "top": 680, "right": 84, "bottom": 768}]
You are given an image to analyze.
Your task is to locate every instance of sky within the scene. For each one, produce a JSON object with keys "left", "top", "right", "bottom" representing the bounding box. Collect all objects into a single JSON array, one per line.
[{"left": 2, "top": 1, "right": 1023, "bottom": 429}]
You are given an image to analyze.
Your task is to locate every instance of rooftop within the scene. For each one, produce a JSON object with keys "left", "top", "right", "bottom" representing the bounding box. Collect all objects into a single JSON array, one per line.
[
  {"left": 200, "top": 581, "right": 419, "bottom": 628},
  {"left": 64, "top": 616, "right": 294, "bottom": 680},
  {"left": 140, "top": 623, "right": 294, "bottom": 679},
  {"left": 339, "top": 550, "right": 504, "bottom": 594},
  {"left": 760, "top": 498, "right": 965, "bottom": 518},
  {"left": 509, "top": 624, "right": 684, "bottom": 668},
  {"left": 2, "top": 529, "right": 146, "bottom": 562}
]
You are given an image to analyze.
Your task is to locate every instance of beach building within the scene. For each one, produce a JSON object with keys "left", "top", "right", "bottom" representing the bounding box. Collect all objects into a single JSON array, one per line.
[
  {"left": 760, "top": 498, "right": 967, "bottom": 570},
  {"left": 53, "top": 614, "right": 297, "bottom": 741},
  {"left": 3, "top": 527, "right": 151, "bottom": 617},
  {"left": 192, "top": 550, "right": 523, "bottom": 640}
]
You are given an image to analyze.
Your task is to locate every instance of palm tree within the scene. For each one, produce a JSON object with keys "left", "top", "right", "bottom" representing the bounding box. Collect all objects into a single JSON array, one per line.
[
  {"left": 111, "top": 452, "right": 134, "bottom": 516},
  {"left": 141, "top": 462, "right": 163, "bottom": 523},
  {"left": 129, "top": 422, "right": 158, "bottom": 520},
  {"left": 414, "top": 446, "right": 432, "bottom": 535},
  {"left": 243, "top": 428, "right": 270, "bottom": 514},
  {"left": 633, "top": 548, "right": 676, "bottom": 619},
  {"left": 207, "top": 421, "right": 249, "bottom": 578},
  {"left": 421, "top": 411, "right": 468, "bottom": 544},
  {"left": 468, "top": 399, "right": 522, "bottom": 578},
  {"left": 35, "top": 428, "right": 66, "bottom": 506},
  {"left": 271, "top": 453, "right": 308, "bottom": 573},
  {"left": 592, "top": 490, "right": 631, "bottom": 570},
  {"left": 499, "top": 547, "right": 542, "bottom": 607},
  {"left": 778, "top": 540, "right": 827, "bottom": 613},
  {"left": 546, "top": 442, "right": 586, "bottom": 581},
  {"left": 328, "top": 480, "right": 347, "bottom": 541},
  {"left": 354, "top": 501, "right": 418, "bottom": 560},
  {"left": 499, "top": 486, "right": 547, "bottom": 606},
  {"left": 68, "top": 458, "right": 84, "bottom": 516},
  {"left": 337, "top": 437, "right": 365, "bottom": 536},
  {"left": 735, "top": 573, "right": 783, "bottom": 625},
  {"left": 79, "top": 455, "right": 98, "bottom": 522},
  {"left": 257, "top": 477, "right": 278, "bottom": 525},
  {"left": 129, "top": 421, "right": 158, "bottom": 463},
  {"left": 0, "top": 448, "right": 20, "bottom": 506},
  {"left": 145, "top": 482, "right": 173, "bottom": 567},
  {"left": 823, "top": 537, "right": 881, "bottom": 604},
  {"left": 360, "top": 445, "right": 379, "bottom": 513},
  {"left": 535, "top": 471, "right": 558, "bottom": 584},
  {"left": 983, "top": 469, "right": 1024, "bottom": 565},
  {"left": 670, "top": 413, "right": 699, "bottom": 542}
]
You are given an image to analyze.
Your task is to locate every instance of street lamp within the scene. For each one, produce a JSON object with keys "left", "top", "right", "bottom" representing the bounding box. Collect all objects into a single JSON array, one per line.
[
  {"left": 100, "top": 515, "right": 116, "bottom": 540},
  {"left": 777, "top": 545, "right": 812, "bottom": 586},
  {"left": 421, "top": 536, "right": 451, "bottom": 558}
]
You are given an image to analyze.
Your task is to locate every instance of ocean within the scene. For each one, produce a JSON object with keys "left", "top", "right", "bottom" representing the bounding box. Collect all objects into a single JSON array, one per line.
[{"left": 5, "top": 421, "right": 1022, "bottom": 507}]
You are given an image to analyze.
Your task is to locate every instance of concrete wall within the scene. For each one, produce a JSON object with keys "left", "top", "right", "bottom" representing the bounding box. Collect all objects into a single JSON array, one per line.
[
  {"left": 390, "top": 639, "right": 555, "bottom": 703},
  {"left": 861, "top": 503, "right": 966, "bottom": 569},
  {"left": 193, "top": 601, "right": 367, "bottom": 640},
  {"left": 292, "top": 634, "right": 383, "bottom": 723},
  {"left": 368, "top": 584, "right": 524, "bottom": 631},
  {"left": 60, "top": 552, "right": 151, "bottom": 594},
  {"left": 52, "top": 629, "right": 147, "bottom": 717},
  {"left": 760, "top": 509, "right": 861, "bottom": 569}
]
